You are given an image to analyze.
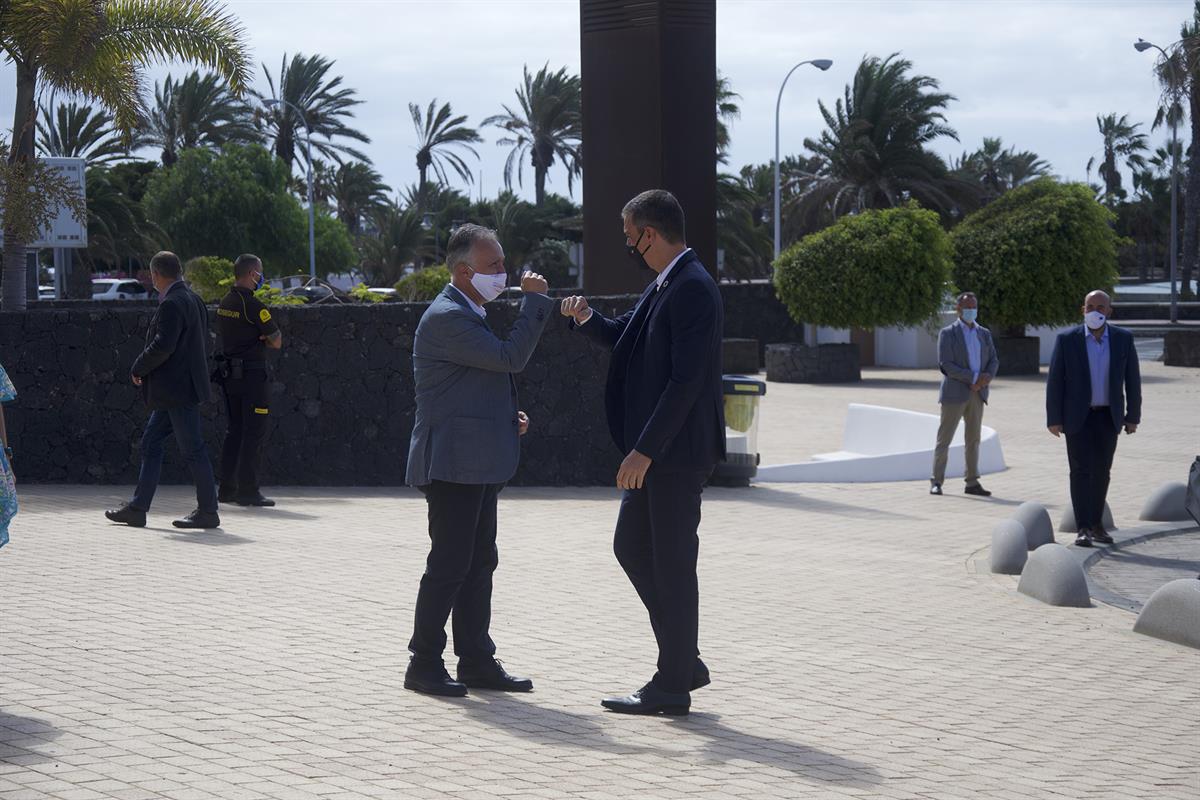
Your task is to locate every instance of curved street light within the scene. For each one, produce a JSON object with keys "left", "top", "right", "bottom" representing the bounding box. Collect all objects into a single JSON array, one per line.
[
  {"left": 1133, "top": 38, "right": 1180, "bottom": 322},
  {"left": 774, "top": 59, "right": 833, "bottom": 262},
  {"left": 264, "top": 98, "right": 317, "bottom": 280}
]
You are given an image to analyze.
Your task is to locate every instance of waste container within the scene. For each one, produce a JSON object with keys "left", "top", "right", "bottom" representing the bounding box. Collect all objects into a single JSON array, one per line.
[{"left": 709, "top": 375, "right": 766, "bottom": 487}]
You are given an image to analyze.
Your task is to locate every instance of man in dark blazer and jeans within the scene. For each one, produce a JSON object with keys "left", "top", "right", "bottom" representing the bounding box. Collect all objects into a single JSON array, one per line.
[
  {"left": 1046, "top": 289, "right": 1141, "bottom": 548},
  {"left": 106, "top": 251, "right": 220, "bottom": 530},
  {"left": 561, "top": 190, "right": 725, "bottom": 716}
]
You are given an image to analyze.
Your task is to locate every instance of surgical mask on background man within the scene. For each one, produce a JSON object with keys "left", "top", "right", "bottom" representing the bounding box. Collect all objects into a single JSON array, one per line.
[
  {"left": 1084, "top": 310, "right": 1107, "bottom": 330},
  {"left": 253, "top": 271, "right": 265, "bottom": 291},
  {"left": 470, "top": 269, "right": 508, "bottom": 303},
  {"left": 961, "top": 308, "right": 978, "bottom": 324}
]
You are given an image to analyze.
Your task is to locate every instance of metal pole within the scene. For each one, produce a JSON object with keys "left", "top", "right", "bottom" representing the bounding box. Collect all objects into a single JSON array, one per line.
[
  {"left": 1170, "top": 116, "right": 1179, "bottom": 323},
  {"left": 305, "top": 130, "right": 316, "bottom": 280}
]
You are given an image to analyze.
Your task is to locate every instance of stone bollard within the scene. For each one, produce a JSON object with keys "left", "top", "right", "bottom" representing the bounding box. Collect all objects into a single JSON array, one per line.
[
  {"left": 990, "top": 520, "right": 1029, "bottom": 575},
  {"left": 1017, "top": 543, "right": 1091, "bottom": 607},
  {"left": 1012, "top": 502, "right": 1054, "bottom": 550},
  {"left": 1133, "top": 579, "right": 1200, "bottom": 649},
  {"left": 1058, "top": 503, "right": 1116, "bottom": 533},
  {"left": 1138, "top": 482, "right": 1191, "bottom": 522}
]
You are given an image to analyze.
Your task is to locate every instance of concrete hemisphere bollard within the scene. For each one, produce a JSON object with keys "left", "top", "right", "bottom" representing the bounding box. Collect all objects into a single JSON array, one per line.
[
  {"left": 1012, "top": 502, "right": 1055, "bottom": 550},
  {"left": 1058, "top": 503, "right": 1117, "bottom": 532},
  {"left": 990, "top": 519, "right": 1029, "bottom": 575},
  {"left": 1133, "top": 579, "right": 1200, "bottom": 649},
  {"left": 1017, "top": 543, "right": 1091, "bottom": 607},
  {"left": 1138, "top": 482, "right": 1190, "bottom": 522}
]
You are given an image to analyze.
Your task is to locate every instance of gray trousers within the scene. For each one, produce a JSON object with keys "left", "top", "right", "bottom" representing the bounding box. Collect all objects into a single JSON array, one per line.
[{"left": 931, "top": 392, "right": 985, "bottom": 486}]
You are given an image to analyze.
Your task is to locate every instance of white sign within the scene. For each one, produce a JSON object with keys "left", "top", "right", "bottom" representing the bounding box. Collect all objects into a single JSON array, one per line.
[{"left": 31, "top": 157, "right": 87, "bottom": 249}]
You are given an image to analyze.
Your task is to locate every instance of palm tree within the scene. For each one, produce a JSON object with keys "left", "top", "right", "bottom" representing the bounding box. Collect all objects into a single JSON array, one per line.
[
  {"left": 716, "top": 71, "right": 741, "bottom": 165},
  {"left": 36, "top": 101, "right": 129, "bottom": 164},
  {"left": 484, "top": 64, "right": 582, "bottom": 206},
  {"left": 1087, "top": 113, "right": 1149, "bottom": 204},
  {"left": 410, "top": 99, "right": 482, "bottom": 201},
  {"left": 332, "top": 161, "right": 389, "bottom": 234},
  {"left": 82, "top": 165, "right": 162, "bottom": 272},
  {"left": 358, "top": 201, "right": 428, "bottom": 285},
  {"left": 786, "top": 53, "right": 976, "bottom": 237},
  {"left": 0, "top": 0, "right": 249, "bottom": 310},
  {"left": 138, "top": 69, "right": 257, "bottom": 166},
  {"left": 1148, "top": 3, "right": 1200, "bottom": 297},
  {"left": 252, "top": 52, "right": 370, "bottom": 174},
  {"left": 953, "top": 137, "right": 1051, "bottom": 200},
  {"left": 717, "top": 168, "right": 772, "bottom": 279}
]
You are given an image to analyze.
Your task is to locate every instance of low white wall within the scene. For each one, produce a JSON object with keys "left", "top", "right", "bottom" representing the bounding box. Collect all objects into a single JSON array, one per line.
[{"left": 873, "top": 317, "right": 1075, "bottom": 368}]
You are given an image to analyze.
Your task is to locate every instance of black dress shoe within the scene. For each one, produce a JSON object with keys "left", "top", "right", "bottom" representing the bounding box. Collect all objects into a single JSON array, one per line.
[
  {"left": 602, "top": 682, "right": 690, "bottom": 716},
  {"left": 172, "top": 509, "right": 221, "bottom": 529},
  {"left": 405, "top": 660, "right": 468, "bottom": 697},
  {"left": 929, "top": 483, "right": 943, "bottom": 495},
  {"left": 457, "top": 658, "right": 533, "bottom": 692},
  {"left": 217, "top": 485, "right": 237, "bottom": 504},
  {"left": 1074, "top": 529, "right": 1093, "bottom": 548},
  {"left": 235, "top": 492, "right": 276, "bottom": 507},
  {"left": 1090, "top": 527, "right": 1114, "bottom": 545},
  {"left": 105, "top": 504, "right": 146, "bottom": 527},
  {"left": 964, "top": 483, "right": 992, "bottom": 497}
]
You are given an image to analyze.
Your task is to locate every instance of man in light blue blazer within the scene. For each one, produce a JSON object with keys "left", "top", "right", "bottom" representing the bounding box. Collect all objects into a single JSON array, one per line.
[
  {"left": 931, "top": 292, "right": 1000, "bottom": 497},
  {"left": 403, "top": 224, "right": 555, "bottom": 698}
]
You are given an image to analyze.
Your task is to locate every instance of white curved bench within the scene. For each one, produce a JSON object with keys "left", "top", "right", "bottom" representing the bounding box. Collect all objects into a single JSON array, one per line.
[{"left": 755, "top": 403, "right": 1006, "bottom": 483}]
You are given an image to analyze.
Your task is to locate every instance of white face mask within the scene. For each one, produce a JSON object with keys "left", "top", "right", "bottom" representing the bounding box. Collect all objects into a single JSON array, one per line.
[
  {"left": 1084, "top": 310, "right": 1107, "bottom": 330},
  {"left": 469, "top": 268, "right": 508, "bottom": 303}
]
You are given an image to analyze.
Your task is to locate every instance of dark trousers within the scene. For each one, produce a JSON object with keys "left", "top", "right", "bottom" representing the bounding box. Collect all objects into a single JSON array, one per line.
[
  {"left": 131, "top": 404, "right": 218, "bottom": 514},
  {"left": 219, "top": 371, "right": 271, "bottom": 496},
  {"left": 614, "top": 467, "right": 708, "bottom": 694},
  {"left": 1065, "top": 408, "right": 1120, "bottom": 531},
  {"left": 408, "top": 480, "right": 502, "bottom": 666}
]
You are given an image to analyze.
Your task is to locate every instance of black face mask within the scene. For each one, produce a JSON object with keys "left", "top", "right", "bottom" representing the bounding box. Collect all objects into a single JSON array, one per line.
[{"left": 626, "top": 229, "right": 652, "bottom": 271}]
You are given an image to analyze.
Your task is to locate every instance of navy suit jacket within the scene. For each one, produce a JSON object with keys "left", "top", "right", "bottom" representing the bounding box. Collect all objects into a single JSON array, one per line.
[
  {"left": 131, "top": 281, "right": 212, "bottom": 410},
  {"left": 1045, "top": 324, "right": 1141, "bottom": 435},
  {"left": 574, "top": 251, "right": 726, "bottom": 471}
]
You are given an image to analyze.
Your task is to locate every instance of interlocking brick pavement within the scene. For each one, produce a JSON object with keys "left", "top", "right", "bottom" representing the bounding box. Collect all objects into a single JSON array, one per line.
[
  {"left": 1087, "top": 533, "right": 1200, "bottom": 607},
  {"left": 1, "top": 361, "right": 1198, "bottom": 799}
]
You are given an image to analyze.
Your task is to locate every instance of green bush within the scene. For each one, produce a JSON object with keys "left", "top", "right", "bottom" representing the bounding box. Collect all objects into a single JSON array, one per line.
[
  {"left": 951, "top": 179, "right": 1120, "bottom": 332},
  {"left": 184, "top": 256, "right": 234, "bottom": 302},
  {"left": 772, "top": 203, "right": 952, "bottom": 329},
  {"left": 254, "top": 285, "right": 306, "bottom": 307},
  {"left": 525, "top": 238, "right": 577, "bottom": 288},
  {"left": 348, "top": 282, "right": 385, "bottom": 303},
  {"left": 395, "top": 264, "right": 451, "bottom": 302}
]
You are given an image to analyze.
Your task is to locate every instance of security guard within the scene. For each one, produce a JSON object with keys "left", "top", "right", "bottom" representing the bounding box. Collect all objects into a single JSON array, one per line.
[{"left": 215, "top": 254, "right": 282, "bottom": 506}]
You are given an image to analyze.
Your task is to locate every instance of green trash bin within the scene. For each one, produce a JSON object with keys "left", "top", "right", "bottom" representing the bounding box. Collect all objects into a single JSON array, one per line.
[{"left": 710, "top": 375, "right": 766, "bottom": 487}]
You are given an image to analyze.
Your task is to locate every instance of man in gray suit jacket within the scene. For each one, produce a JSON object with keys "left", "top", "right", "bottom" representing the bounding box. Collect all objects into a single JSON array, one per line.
[
  {"left": 403, "top": 224, "right": 555, "bottom": 698},
  {"left": 931, "top": 292, "right": 1000, "bottom": 496}
]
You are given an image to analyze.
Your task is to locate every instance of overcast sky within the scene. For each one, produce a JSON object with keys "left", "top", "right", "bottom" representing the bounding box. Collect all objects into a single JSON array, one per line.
[{"left": 0, "top": 0, "right": 1188, "bottom": 202}]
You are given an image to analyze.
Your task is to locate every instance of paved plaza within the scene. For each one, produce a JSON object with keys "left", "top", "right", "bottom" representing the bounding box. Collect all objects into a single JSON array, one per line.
[{"left": 2, "top": 363, "right": 1198, "bottom": 800}]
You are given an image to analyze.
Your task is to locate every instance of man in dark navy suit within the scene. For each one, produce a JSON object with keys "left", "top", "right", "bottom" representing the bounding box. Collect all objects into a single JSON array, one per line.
[
  {"left": 106, "top": 251, "right": 220, "bottom": 530},
  {"left": 561, "top": 190, "right": 724, "bottom": 716},
  {"left": 1046, "top": 290, "right": 1141, "bottom": 548}
]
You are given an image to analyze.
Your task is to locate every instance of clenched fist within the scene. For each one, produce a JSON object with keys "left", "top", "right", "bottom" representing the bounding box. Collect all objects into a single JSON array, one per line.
[
  {"left": 520, "top": 270, "right": 548, "bottom": 294},
  {"left": 560, "top": 295, "right": 592, "bottom": 325}
]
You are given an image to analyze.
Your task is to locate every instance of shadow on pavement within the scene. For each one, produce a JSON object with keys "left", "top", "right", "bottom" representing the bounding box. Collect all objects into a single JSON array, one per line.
[
  {"left": 165, "top": 530, "right": 254, "bottom": 546},
  {"left": 710, "top": 485, "right": 919, "bottom": 520},
  {"left": 457, "top": 694, "right": 882, "bottom": 787},
  {"left": 0, "top": 710, "right": 64, "bottom": 766}
]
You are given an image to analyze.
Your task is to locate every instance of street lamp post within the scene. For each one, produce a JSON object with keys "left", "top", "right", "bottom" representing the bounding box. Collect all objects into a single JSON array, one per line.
[
  {"left": 1134, "top": 38, "right": 1179, "bottom": 323},
  {"left": 264, "top": 98, "right": 317, "bottom": 280},
  {"left": 774, "top": 58, "right": 833, "bottom": 263}
]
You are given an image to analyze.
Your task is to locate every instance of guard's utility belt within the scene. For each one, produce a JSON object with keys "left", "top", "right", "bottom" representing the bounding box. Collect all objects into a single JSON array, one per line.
[{"left": 213, "top": 355, "right": 267, "bottom": 381}]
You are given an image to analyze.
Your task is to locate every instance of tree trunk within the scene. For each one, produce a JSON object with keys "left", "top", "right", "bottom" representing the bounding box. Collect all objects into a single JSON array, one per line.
[
  {"left": 534, "top": 165, "right": 546, "bottom": 207},
  {"left": 2, "top": 60, "right": 38, "bottom": 312}
]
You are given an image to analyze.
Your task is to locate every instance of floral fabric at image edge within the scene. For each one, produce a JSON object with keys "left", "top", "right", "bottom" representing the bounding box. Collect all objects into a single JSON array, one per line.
[{"left": 0, "top": 364, "right": 16, "bottom": 548}]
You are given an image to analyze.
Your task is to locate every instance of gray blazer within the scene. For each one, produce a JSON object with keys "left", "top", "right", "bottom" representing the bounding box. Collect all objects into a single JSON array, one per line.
[
  {"left": 938, "top": 321, "right": 999, "bottom": 404},
  {"left": 405, "top": 285, "right": 555, "bottom": 486}
]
